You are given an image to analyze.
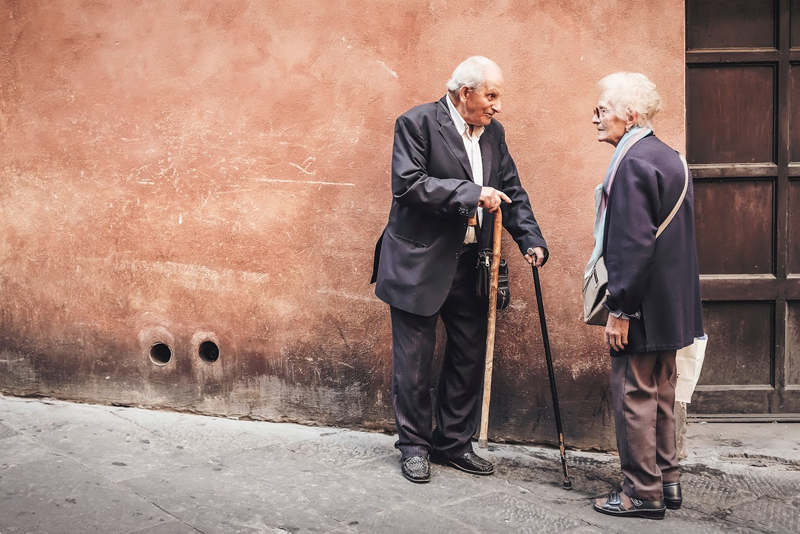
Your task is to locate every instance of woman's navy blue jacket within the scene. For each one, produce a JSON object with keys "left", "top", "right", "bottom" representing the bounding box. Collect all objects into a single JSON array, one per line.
[{"left": 602, "top": 134, "right": 705, "bottom": 355}]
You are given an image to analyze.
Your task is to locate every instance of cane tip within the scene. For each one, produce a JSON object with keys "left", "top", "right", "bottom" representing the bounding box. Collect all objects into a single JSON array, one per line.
[
  {"left": 562, "top": 480, "right": 573, "bottom": 490},
  {"left": 478, "top": 438, "right": 488, "bottom": 449}
]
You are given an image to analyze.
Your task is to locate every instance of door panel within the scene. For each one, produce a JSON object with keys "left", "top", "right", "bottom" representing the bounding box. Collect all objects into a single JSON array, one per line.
[
  {"left": 686, "top": 66, "right": 775, "bottom": 164},
  {"left": 694, "top": 180, "right": 774, "bottom": 274},
  {"left": 791, "top": 65, "right": 800, "bottom": 162},
  {"left": 687, "top": 0, "right": 776, "bottom": 49},
  {"left": 786, "top": 301, "right": 800, "bottom": 386},
  {"left": 788, "top": 180, "right": 800, "bottom": 273},
  {"left": 698, "top": 302, "right": 773, "bottom": 386}
]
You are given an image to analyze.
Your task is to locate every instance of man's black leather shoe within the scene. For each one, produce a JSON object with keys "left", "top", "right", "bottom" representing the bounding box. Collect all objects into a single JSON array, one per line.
[
  {"left": 401, "top": 456, "right": 430, "bottom": 483},
  {"left": 443, "top": 452, "right": 494, "bottom": 476},
  {"left": 663, "top": 482, "right": 682, "bottom": 509}
]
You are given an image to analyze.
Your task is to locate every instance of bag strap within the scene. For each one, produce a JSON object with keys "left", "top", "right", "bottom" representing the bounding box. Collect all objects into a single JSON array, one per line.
[{"left": 656, "top": 152, "right": 689, "bottom": 238}]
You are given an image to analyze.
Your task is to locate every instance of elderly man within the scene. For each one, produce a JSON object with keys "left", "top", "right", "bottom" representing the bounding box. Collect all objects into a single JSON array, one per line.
[{"left": 370, "top": 56, "right": 549, "bottom": 483}]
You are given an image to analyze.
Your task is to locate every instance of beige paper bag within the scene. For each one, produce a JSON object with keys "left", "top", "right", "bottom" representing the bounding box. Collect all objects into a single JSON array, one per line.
[{"left": 675, "top": 335, "right": 708, "bottom": 404}]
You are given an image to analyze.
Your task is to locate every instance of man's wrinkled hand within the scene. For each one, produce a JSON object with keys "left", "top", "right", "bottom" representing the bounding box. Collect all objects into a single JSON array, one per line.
[
  {"left": 479, "top": 187, "right": 511, "bottom": 213},
  {"left": 524, "top": 247, "right": 546, "bottom": 267}
]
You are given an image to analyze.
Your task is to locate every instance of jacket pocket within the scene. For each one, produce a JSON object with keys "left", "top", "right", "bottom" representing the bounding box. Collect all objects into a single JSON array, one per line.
[{"left": 395, "top": 234, "right": 428, "bottom": 249}]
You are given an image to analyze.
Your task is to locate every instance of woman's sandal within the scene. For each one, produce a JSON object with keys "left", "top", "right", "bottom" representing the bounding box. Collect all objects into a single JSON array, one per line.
[{"left": 593, "top": 491, "right": 666, "bottom": 520}]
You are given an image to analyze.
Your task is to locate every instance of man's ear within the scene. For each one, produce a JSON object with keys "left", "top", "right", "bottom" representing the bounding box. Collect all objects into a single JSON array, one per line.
[{"left": 459, "top": 86, "right": 470, "bottom": 102}]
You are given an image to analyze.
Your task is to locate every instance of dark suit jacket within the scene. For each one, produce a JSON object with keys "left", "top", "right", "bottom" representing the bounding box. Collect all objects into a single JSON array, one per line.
[
  {"left": 371, "top": 96, "right": 547, "bottom": 316},
  {"left": 603, "top": 134, "right": 705, "bottom": 354}
]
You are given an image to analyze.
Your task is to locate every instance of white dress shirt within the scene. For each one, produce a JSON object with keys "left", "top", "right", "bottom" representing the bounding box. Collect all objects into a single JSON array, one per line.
[{"left": 445, "top": 94, "right": 484, "bottom": 244}]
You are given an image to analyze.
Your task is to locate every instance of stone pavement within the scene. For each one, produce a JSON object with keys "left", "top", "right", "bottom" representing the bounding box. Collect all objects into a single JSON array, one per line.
[{"left": 0, "top": 396, "right": 798, "bottom": 534}]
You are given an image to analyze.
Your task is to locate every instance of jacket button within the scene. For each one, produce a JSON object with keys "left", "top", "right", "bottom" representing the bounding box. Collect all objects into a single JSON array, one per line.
[{"left": 453, "top": 252, "right": 460, "bottom": 259}]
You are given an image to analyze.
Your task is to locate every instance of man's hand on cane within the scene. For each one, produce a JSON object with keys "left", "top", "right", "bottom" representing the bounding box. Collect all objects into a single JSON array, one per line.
[
  {"left": 525, "top": 247, "right": 546, "bottom": 267},
  {"left": 479, "top": 186, "right": 510, "bottom": 213},
  {"left": 481, "top": 187, "right": 544, "bottom": 267}
]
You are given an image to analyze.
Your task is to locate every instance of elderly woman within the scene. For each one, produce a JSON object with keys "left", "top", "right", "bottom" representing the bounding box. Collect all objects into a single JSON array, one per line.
[{"left": 586, "top": 73, "right": 704, "bottom": 519}]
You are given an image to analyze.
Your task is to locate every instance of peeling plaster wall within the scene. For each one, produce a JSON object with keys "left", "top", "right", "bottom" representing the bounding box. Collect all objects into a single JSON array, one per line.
[{"left": 0, "top": 1, "right": 685, "bottom": 450}]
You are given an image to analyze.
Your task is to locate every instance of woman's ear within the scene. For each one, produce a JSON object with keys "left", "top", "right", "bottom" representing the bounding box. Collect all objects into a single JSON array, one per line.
[{"left": 625, "top": 110, "right": 639, "bottom": 129}]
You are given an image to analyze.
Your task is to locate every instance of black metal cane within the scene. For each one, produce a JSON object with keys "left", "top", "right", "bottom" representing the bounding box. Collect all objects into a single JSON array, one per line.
[{"left": 528, "top": 248, "right": 572, "bottom": 490}]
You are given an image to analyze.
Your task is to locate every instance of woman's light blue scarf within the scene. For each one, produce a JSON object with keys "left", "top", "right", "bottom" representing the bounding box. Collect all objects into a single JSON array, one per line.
[{"left": 584, "top": 127, "right": 652, "bottom": 279}]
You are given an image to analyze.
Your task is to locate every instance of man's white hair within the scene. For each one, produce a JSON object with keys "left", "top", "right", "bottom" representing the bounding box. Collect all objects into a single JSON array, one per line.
[
  {"left": 446, "top": 56, "right": 499, "bottom": 94},
  {"left": 598, "top": 72, "right": 662, "bottom": 129}
]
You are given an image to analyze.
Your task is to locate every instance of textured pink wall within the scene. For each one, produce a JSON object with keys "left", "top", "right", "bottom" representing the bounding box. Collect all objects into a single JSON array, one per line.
[{"left": 0, "top": 1, "right": 685, "bottom": 449}]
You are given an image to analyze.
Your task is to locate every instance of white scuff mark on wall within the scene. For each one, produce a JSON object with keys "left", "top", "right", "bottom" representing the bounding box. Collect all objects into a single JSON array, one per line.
[
  {"left": 289, "top": 156, "right": 316, "bottom": 175},
  {"left": 255, "top": 178, "right": 355, "bottom": 187},
  {"left": 213, "top": 188, "right": 252, "bottom": 196},
  {"left": 0, "top": 350, "right": 38, "bottom": 384},
  {"left": 377, "top": 61, "right": 398, "bottom": 78},
  {"left": 316, "top": 289, "right": 375, "bottom": 302},
  {"left": 569, "top": 357, "right": 607, "bottom": 380},
  {"left": 350, "top": 116, "right": 366, "bottom": 145},
  {"left": 116, "top": 259, "right": 270, "bottom": 290},
  {"left": 289, "top": 163, "right": 315, "bottom": 175}
]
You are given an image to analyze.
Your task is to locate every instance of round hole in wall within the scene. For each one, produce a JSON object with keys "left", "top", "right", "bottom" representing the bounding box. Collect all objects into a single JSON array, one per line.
[
  {"left": 149, "top": 343, "right": 172, "bottom": 366},
  {"left": 198, "top": 341, "right": 219, "bottom": 363}
]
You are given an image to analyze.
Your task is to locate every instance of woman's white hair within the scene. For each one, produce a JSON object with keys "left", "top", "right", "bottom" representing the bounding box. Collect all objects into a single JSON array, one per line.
[
  {"left": 598, "top": 72, "right": 662, "bottom": 128},
  {"left": 446, "top": 56, "right": 498, "bottom": 93}
]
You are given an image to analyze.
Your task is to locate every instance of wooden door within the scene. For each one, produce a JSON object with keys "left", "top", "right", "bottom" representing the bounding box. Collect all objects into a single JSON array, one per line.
[{"left": 687, "top": 0, "right": 800, "bottom": 419}]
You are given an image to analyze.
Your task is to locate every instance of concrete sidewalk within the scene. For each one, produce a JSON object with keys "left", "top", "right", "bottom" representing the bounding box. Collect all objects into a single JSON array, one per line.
[{"left": 0, "top": 396, "right": 798, "bottom": 534}]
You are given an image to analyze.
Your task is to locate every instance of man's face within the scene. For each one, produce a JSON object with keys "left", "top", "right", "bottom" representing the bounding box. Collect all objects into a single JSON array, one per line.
[{"left": 460, "top": 69, "right": 504, "bottom": 127}]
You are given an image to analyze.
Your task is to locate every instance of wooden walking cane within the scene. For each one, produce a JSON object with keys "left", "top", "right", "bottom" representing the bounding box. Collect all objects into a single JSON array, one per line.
[{"left": 477, "top": 208, "right": 502, "bottom": 449}]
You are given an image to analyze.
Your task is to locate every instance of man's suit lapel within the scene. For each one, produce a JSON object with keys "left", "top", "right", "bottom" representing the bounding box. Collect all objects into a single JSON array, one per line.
[
  {"left": 479, "top": 131, "right": 493, "bottom": 188},
  {"left": 436, "top": 97, "right": 473, "bottom": 181},
  {"left": 478, "top": 130, "right": 496, "bottom": 244}
]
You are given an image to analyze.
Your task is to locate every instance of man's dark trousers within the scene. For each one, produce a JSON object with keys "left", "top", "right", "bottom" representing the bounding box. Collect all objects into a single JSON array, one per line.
[{"left": 390, "top": 245, "right": 487, "bottom": 460}]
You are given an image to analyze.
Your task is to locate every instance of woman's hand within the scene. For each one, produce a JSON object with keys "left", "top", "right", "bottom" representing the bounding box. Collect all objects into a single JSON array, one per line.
[{"left": 604, "top": 315, "right": 629, "bottom": 352}]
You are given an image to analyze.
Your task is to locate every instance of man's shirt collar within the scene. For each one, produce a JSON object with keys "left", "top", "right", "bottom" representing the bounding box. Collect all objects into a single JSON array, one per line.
[{"left": 445, "top": 94, "right": 484, "bottom": 139}]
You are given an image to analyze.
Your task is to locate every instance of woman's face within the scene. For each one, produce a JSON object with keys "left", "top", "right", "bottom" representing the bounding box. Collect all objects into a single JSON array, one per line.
[{"left": 592, "top": 97, "right": 628, "bottom": 147}]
